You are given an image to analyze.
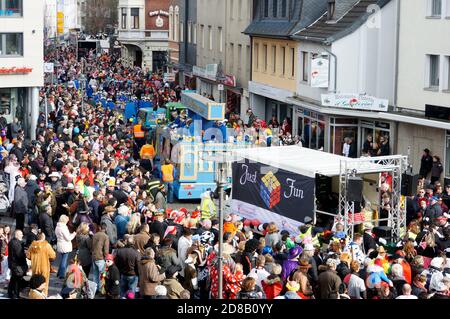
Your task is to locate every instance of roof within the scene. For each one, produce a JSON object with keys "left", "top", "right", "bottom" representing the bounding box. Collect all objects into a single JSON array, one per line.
[
  {"left": 243, "top": 0, "right": 328, "bottom": 38},
  {"left": 293, "top": 0, "right": 392, "bottom": 44},
  {"left": 233, "top": 146, "right": 401, "bottom": 178}
]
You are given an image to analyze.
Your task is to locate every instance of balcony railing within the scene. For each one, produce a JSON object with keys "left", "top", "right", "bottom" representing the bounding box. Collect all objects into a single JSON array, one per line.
[{"left": 118, "top": 30, "right": 169, "bottom": 41}]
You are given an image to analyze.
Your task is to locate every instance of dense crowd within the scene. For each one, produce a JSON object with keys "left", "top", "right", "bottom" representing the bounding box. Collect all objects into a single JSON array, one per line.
[{"left": 0, "top": 44, "right": 448, "bottom": 300}]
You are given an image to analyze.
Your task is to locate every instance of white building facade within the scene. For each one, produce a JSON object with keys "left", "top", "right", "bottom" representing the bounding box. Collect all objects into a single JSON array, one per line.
[
  {"left": 0, "top": 0, "right": 44, "bottom": 139},
  {"left": 290, "top": 0, "right": 398, "bottom": 157},
  {"left": 118, "top": 0, "right": 169, "bottom": 72},
  {"left": 396, "top": 0, "right": 450, "bottom": 182},
  {"left": 44, "top": 0, "right": 79, "bottom": 40}
]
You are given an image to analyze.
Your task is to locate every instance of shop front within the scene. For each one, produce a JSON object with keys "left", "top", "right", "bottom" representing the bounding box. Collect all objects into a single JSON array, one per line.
[
  {"left": 289, "top": 96, "right": 395, "bottom": 157},
  {"left": 0, "top": 87, "right": 27, "bottom": 124},
  {"left": 248, "top": 81, "right": 294, "bottom": 125}
]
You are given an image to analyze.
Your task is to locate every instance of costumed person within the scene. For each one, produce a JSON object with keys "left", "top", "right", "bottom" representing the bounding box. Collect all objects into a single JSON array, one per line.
[
  {"left": 281, "top": 246, "right": 303, "bottom": 281},
  {"left": 104, "top": 254, "right": 120, "bottom": 299},
  {"left": 200, "top": 190, "right": 216, "bottom": 220},
  {"left": 26, "top": 232, "right": 56, "bottom": 297}
]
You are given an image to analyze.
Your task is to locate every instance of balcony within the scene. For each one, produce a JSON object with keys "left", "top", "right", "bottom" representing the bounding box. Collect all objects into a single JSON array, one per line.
[{"left": 118, "top": 30, "right": 169, "bottom": 41}]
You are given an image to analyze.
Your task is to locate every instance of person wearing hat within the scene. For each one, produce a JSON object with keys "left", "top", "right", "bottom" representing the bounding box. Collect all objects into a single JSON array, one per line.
[
  {"left": 281, "top": 246, "right": 303, "bottom": 281},
  {"left": 101, "top": 205, "right": 118, "bottom": 247},
  {"left": 150, "top": 209, "right": 168, "bottom": 240},
  {"left": 317, "top": 258, "right": 342, "bottom": 299},
  {"left": 275, "top": 281, "right": 302, "bottom": 299},
  {"left": 424, "top": 196, "right": 443, "bottom": 223},
  {"left": 48, "top": 172, "right": 62, "bottom": 192},
  {"left": 362, "top": 222, "right": 378, "bottom": 256},
  {"left": 261, "top": 263, "right": 283, "bottom": 299},
  {"left": 163, "top": 265, "right": 184, "bottom": 299},
  {"left": 419, "top": 148, "right": 433, "bottom": 179},
  {"left": 291, "top": 258, "right": 313, "bottom": 299}
]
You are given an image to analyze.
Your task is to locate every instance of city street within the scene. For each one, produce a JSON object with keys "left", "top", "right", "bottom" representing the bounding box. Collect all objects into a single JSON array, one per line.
[{"left": 0, "top": 0, "right": 449, "bottom": 304}]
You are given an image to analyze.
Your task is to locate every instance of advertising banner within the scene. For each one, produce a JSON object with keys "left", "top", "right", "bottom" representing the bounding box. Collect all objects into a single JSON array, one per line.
[
  {"left": 232, "top": 160, "right": 315, "bottom": 223},
  {"left": 57, "top": 11, "right": 64, "bottom": 35},
  {"left": 311, "top": 57, "right": 329, "bottom": 88},
  {"left": 321, "top": 93, "right": 389, "bottom": 112}
]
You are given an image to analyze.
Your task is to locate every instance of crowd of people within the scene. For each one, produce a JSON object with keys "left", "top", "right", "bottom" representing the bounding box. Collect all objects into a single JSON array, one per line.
[{"left": 0, "top": 43, "right": 448, "bottom": 300}]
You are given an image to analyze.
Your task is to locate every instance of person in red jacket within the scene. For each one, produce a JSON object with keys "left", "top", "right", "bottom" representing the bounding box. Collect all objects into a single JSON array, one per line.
[{"left": 261, "top": 264, "right": 283, "bottom": 299}]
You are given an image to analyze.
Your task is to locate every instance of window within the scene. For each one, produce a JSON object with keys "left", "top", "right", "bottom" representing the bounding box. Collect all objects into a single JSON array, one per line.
[
  {"left": 430, "top": 0, "right": 442, "bottom": 16},
  {"left": 272, "top": 45, "right": 277, "bottom": 73},
  {"left": 238, "top": 44, "right": 242, "bottom": 71},
  {"left": 428, "top": 54, "right": 440, "bottom": 88},
  {"left": 130, "top": 8, "right": 139, "bottom": 29},
  {"left": 121, "top": 8, "right": 127, "bottom": 29},
  {"left": 174, "top": 7, "right": 180, "bottom": 42},
  {"left": 0, "top": 33, "right": 23, "bottom": 56},
  {"left": 302, "top": 51, "right": 309, "bottom": 82},
  {"left": 254, "top": 43, "right": 259, "bottom": 70},
  {"left": 201, "top": 24, "right": 204, "bottom": 48},
  {"left": 0, "top": 0, "right": 22, "bottom": 17},
  {"left": 193, "top": 23, "right": 197, "bottom": 44},
  {"left": 188, "top": 22, "right": 192, "bottom": 43},
  {"left": 208, "top": 26, "right": 212, "bottom": 50},
  {"left": 445, "top": 56, "right": 450, "bottom": 91},
  {"left": 281, "top": 46, "right": 286, "bottom": 75},
  {"left": 263, "top": 44, "right": 268, "bottom": 72},
  {"left": 291, "top": 48, "right": 296, "bottom": 77},
  {"left": 230, "top": 0, "right": 234, "bottom": 19},
  {"left": 264, "top": 0, "right": 269, "bottom": 17},
  {"left": 281, "top": 0, "right": 287, "bottom": 17},
  {"left": 238, "top": 0, "right": 243, "bottom": 20},
  {"left": 180, "top": 21, "right": 184, "bottom": 42},
  {"left": 218, "top": 27, "right": 223, "bottom": 52},
  {"left": 273, "top": 0, "right": 278, "bottom": 17},
  {"left": 169, "top": 6, "right": 174, "bottom": 40},
  {"left": 247, "top": 45, "right": 251, "bottom": 74},
  {"left": 229, "top": 43, "right": 234, "bottom": 72}
]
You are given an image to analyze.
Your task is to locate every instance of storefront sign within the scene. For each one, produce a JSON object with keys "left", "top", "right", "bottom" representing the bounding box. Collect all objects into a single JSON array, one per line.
[
  {"left": 181, "top": 91, "right": 225, "bottom": 121},
  {"left": 224, "top": 75, "right": 236, "bottom": 87},
  {"left": 44, "top": 63, "right": 54, "bottom": 73},
  {"left": 232, "top": 160, "right": 315, "bottom": 222},
  {"left": 248, "top": 81, "right": 293, "bottom": 103},
  {"left": 0, "top": 67, "right": 33, "bottom": 75},
  {"left": 321, "top": 94, "right": 389, "bottom": 112},
  {"left": 164, "top": 72, "right": 175, "bottom": 82},
  {"left": 149, "top": 10, "right": 169, "bottom": 17},
  {"left": 311, "top": 57, "right": 329, "bottom": 88}
]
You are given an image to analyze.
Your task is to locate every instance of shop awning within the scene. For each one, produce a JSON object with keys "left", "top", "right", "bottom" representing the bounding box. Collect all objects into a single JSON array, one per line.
[
  {"left": 287, "top": 97, "right": 450, "bottom": 130},
  {"left": 233, "top": 146, "right": 401, "bottom": 178}
]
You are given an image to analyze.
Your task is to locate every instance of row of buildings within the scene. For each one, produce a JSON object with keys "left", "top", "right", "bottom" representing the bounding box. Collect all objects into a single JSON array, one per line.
[
  {"left": 119, "top": 0, "right": 450, "bottom": 181},
  {"left": 0, "top": 0, "right": 449, "bottom": 182},
  {"left": 117, "top": 0, "right": 450, "bottom": 182}
]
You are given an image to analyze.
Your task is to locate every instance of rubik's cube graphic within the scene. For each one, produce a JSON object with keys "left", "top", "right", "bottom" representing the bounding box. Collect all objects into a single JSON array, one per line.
[{"left": 260, "top": 171, "right": 281, "bottom": 209}]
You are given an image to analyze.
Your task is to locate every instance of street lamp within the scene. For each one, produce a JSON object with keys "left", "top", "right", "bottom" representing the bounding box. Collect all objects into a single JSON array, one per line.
[
  {"left": 53, "top": 61, "right": 61, "bottom": 85},
  {"left": 216, "top": 60, "right": 226, "bottom": 103},
  {"left": 79, "top": 73, "right": 87, "bottom": 112},
  {"left": 202, "top": 151, "right": 243, "bottom": 300}
]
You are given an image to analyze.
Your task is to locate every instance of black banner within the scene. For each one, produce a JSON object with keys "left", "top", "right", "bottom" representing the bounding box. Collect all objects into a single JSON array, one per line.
[{"left": 232, "top": 160, "right": 315, "bottom": 223}]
